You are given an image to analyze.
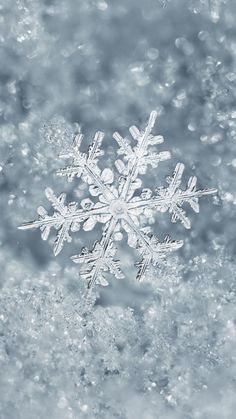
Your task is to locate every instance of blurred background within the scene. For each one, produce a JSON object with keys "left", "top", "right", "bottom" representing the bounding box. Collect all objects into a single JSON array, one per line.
[{"left": 0, "top": 0, "right": 236, "bottom": 418}]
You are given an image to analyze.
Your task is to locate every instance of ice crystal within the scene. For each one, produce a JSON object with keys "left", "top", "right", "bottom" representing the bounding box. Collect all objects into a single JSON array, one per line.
[{"left": 19, "top": 112, "right": 216, "bottom": 290}]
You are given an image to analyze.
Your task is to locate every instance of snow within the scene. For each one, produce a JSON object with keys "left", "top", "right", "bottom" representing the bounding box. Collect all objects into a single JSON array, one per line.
[{"left": 1, "top": 0, "right": 236, "bottom": 417}]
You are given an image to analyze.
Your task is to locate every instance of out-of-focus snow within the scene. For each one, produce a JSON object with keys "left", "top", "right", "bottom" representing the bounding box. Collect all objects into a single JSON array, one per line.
[{"left": 0, "top": 0, "right": 236, "bottom": 418}]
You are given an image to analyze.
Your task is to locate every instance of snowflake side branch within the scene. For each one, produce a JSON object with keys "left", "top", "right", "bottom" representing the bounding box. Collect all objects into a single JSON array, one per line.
[
  {"left": 135, "top": 255, "right": 152, "bottom": 281},
  {"left": 88, "top": 131, "right": 104, "bottom": 161}
]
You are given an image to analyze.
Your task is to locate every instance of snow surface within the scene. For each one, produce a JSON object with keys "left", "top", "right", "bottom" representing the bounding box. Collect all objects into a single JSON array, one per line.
[{"left": 0, "top": 0, "right": 236, "bottom": 418}]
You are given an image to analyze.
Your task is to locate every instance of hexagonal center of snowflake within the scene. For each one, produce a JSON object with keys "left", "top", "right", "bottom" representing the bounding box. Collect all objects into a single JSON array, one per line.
[{"left": 109, "top": 199, "right": 127, "bottom": 218}]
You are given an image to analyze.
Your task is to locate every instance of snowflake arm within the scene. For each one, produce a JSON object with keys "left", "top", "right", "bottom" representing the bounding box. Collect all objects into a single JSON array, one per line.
[
  {"left": 123, "top": 213, "right": 183, "bottom": 279},
  {"left": 57, "top": 131, "right": 116, "bottom": 202},
  {"left": 135, "top": 235, "right": 183, "bottom": 281},
  {"left": 113, "top": 111, "right": 171, "bottom": 201},
  {"left": 18, "top": 188, "right": 110, "bottom": 255},
  {"left": 128, "top": 163, "right": 217, "bottom": 229},
  {"left": 71, "top": 218, "right": 123, "bottom": 289}
]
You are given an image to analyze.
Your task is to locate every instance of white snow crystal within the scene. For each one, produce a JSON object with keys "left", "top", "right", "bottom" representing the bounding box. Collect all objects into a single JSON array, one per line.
[{"left": 19, "top": 112, "right": 217, "bottom": 291}]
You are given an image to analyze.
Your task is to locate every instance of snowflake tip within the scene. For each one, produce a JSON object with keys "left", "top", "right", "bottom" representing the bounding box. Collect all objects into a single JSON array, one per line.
[
  {"left": 18, "top": 222, "right": 33, "bottom": 230},
  {"left": 148, "top": 110, "right": 158, "bottom": 128}
]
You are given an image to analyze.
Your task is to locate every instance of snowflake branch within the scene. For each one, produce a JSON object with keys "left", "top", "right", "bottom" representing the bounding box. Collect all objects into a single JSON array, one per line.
[
  {"left": 118, "top": 112, "right": 157, "bottom": 200},
  {"left": 113, "top": 111, "right": 170, "bottom": 201},
  {"left": 123, "top": 214, "right": 182, "bottom": 279},
  {"left": 128, "top": 163, "right": 217, "bottom": 229},
  {"left": 71, "top": 217, "right": 121, "bottom": 291},
  {"left": 58, "top": 131, "right": 116, "bottom": 202},
  {"left": 18, "top": 188, "right": 110, "bottom": 255}
]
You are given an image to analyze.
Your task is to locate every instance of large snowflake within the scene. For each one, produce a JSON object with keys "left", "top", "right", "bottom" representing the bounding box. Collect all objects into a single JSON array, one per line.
[{"left": 19, "top": 112, "right": 216, "bottom": 290}]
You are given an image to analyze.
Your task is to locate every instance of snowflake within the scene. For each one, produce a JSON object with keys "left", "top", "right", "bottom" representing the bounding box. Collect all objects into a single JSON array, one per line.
[{"left": 19, "top": 112, "right": 217, "bottom": 290}]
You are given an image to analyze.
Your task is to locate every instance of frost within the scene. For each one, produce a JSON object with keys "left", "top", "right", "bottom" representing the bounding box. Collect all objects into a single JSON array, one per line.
[{"left": 19, "top": 112, "right": 216, "bottom": 290}]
